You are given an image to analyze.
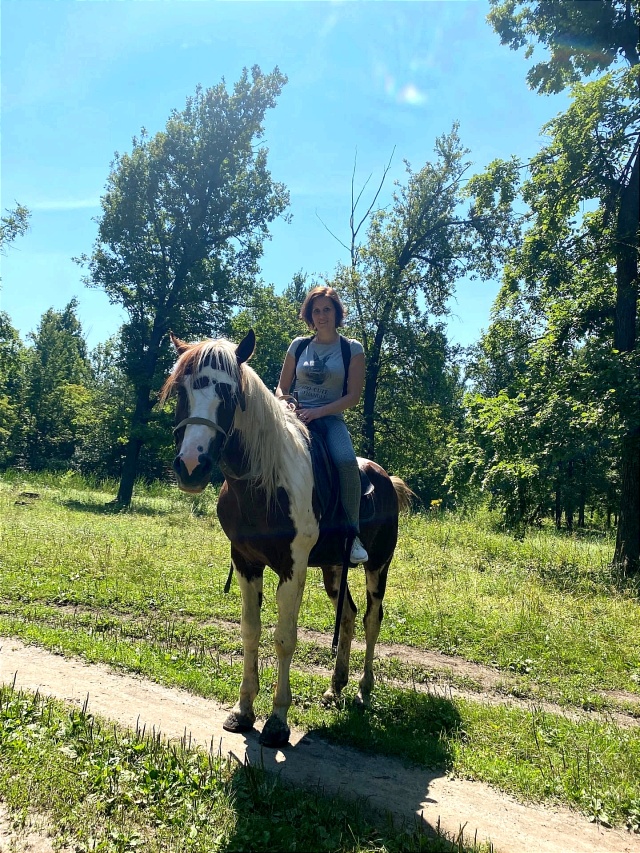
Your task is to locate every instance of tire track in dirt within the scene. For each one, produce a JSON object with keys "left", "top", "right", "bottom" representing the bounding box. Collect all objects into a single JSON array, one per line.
[
  {"left": 1, "top": 637, "right": 638, "bottom": 853},
  {"left": 14, "top": 603, "right": 640, "bottom": 724}
]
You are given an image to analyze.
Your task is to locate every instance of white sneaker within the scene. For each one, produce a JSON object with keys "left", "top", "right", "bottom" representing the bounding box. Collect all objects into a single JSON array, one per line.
[{"left": 350, "top": 537, "right": 368, "bottom": 564}]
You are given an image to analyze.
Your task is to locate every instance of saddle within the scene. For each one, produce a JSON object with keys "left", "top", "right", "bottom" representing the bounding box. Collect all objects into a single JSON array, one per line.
[{"left": 306, "top": 419, "right": 374, "bottom": 566}]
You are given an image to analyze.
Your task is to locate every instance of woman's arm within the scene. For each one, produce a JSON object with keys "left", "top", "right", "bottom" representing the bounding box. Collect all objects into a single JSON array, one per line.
[
  {"left": 298, "top": 352, "right": 365, "bottom": 424},
  {"left": 275, "top": 353, "right": 296, "bottom": 398}
]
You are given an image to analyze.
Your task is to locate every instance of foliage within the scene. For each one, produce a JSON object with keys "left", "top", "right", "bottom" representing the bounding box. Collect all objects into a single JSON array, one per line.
[
  {"left": 326, "top": 127, "right": 518, "bottom": 497},
  {"left": 0, "top": 312, "right": 26, "bottom": 466},
  {"left": 226, "top": 273, "right": 307, "bottom": 393},
  {"left": 19, "top": 299, "right": 93, "bottom": 471},
  {"left": 0, "top": 203, "right": 30, "bottom": 253},
  {"left": 488, "top": 0, "right": 640, "bottom": 94},
  {"left": 77, "top": 67, "right": 290, "bottom": 505},
  {"left": 452, "top": 1, "right": 640, "bottom": 552}
]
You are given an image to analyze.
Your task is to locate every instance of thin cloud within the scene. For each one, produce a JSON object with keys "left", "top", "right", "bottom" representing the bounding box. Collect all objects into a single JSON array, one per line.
[{"left": 30, "top": 198, "right": 101, "bottom": 212}]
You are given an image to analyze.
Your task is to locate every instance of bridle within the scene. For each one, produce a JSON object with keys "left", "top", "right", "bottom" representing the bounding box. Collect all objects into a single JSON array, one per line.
[
  {"left": 173, "top": 373, "right": 245, "bottom": 444},
  {"left": 173, "top": 416, "right": 229, "bottom": 439}
]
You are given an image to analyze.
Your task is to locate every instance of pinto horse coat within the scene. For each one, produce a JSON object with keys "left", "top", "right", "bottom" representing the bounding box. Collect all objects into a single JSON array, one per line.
[{"left": 161, "top": 330, "right": 412, "bottom": 747}]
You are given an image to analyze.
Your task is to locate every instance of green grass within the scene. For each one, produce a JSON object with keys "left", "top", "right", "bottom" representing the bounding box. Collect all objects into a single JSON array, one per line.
[
  {"left": 1, "top": 685, "right": 487, "bottom": 853},
  {"left": 1, "top": 472, "right": 640, "bottom": 833}
]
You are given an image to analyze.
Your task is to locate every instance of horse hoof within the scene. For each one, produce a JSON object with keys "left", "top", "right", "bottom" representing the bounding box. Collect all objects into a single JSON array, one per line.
[
  {"left": 322, "top": 688, "right": 340, "bottom": 706},
  {"left": 259, "top": 716, "right": 290, "bottom": 748},
  {"left": 354, "top": 693, "right": 369, "bottom": 712},
  {"left": 223, "top": 711, "right": 255, "bottom": 733}
]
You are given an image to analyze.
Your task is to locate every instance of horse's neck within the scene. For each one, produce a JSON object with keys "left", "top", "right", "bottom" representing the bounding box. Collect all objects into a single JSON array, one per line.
[{"left": 219, "top": 432, "right": 252, "bottom": 481}]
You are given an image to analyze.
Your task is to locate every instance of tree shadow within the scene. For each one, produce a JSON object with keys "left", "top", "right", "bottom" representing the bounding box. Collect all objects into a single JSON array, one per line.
[{"left": 58, "top": 498, "right": 170, "bottom": 518}]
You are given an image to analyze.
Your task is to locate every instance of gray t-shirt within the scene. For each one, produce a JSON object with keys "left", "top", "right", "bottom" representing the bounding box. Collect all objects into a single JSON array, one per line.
[{"left": 288, "top": 335, "right": 364, "bottom": 413}]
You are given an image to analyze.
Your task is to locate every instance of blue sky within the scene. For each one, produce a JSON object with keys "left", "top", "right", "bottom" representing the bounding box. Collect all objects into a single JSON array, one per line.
[{"left": 1, "top": 0, "right": 568, "bottom": 351}]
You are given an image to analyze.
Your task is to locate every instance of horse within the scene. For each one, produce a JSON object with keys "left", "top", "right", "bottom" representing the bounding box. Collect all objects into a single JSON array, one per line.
[{"left": 160, "top": 329, "right": 413, "bottom": 748}]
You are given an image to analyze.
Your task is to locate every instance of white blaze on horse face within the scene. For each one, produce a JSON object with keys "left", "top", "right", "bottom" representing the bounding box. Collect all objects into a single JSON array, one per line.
[{"left": 178, "top": 367, "right": 237, "bottom": 475}]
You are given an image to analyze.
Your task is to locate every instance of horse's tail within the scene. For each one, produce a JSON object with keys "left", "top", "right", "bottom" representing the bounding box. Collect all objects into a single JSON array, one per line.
[{"left": 390, "top": 476, "right": 416, "bottom": 513}]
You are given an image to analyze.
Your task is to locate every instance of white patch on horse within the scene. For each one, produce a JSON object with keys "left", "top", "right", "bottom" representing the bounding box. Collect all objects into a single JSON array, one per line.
[
  {"left": 179, "top": 368, "right": 237, "bottom": 475},
  {"left": 281, "top": 424, "right": 319, "bottom": 548}
]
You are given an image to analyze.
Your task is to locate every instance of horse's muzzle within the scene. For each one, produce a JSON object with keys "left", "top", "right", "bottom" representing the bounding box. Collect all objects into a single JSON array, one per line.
[{"left": 173, "top": 452, "right": 214, "bottom": 493}]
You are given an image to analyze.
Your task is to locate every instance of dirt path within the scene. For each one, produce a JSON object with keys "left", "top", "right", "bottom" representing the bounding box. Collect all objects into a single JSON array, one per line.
[
  {"left": 1, "top": 639, "right": 638, "bottom": 853},
  {"left": 0, "top": 804, "right": 55, "bottom": 853}
]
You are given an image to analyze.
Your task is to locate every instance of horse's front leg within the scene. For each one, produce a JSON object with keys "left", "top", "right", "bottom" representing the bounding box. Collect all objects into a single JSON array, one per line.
[
  {"left": 223, "top": 552, "right": 264, "bottom": 734},
  {"left": 321, "top": 564, "right": 357, "bottom": 704},
  {"left": 259, "top": 552, "right": 308, "bottom": 748}
]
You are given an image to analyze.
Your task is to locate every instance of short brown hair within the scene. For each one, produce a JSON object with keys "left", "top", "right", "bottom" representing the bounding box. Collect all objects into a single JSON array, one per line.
[{"left": 299, "top": 286, "right": 345, "bottom": 329}]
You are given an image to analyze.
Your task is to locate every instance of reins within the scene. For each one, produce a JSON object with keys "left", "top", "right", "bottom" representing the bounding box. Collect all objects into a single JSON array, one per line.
[{"left": 332, "top": 531, "right": 355, "bottom": 655}]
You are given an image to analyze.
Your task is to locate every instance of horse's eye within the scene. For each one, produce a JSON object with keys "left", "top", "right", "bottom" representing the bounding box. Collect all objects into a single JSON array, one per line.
[{"left": 193, "top": 376, "right": 210, "bottom": 390}]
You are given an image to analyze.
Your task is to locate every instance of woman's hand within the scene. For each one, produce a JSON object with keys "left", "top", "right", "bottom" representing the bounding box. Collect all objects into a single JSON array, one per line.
[{"left": 297, "top": 407, "right": 320, "bottom": 425}]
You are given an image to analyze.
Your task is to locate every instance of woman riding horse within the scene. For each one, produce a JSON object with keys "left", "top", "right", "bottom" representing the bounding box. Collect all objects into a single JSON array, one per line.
[
  {"left": 162, "top": 329, "right": 412, "bottom": 747},
  {"left": 276, "top": 285, "right": 368, "bottom": 565}
]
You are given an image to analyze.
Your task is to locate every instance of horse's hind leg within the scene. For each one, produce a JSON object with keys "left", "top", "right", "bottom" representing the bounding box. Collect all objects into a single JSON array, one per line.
[
  {"left": 321, "top": 564, "right": 357, "bottom": 704},
  {"left": 356, "top": 556, "right": 391, "bottom": 709},
  {"left": 223, "top": 555, "right": 264, "bottom": 734}
]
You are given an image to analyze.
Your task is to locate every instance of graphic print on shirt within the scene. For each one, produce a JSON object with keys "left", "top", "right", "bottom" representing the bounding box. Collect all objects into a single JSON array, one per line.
[{"left": 305, "top": 350, "right": 331, "bottom": 385}]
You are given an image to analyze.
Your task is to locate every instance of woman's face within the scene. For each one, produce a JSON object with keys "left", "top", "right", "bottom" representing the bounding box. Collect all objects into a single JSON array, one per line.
[{"left": 311, "top": 296, "right": 337, "bottom": 331}]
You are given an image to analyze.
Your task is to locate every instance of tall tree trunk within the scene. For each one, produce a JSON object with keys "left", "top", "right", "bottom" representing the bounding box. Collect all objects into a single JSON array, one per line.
[
  {"left": 565, "top": 459, "right": 574, "bottom": 530},
  {"left": 116, "top": 383, "right": 153, "bottom": 506},
  {"left": 361, "top": 298, "right": 393, "bottom": 461},
  {"left": 578, "top": 458, "right": 586, "bottom": 528},
  {"left": 116, "top": 322, "right": 166, "bottom": 506},
  {"left": 614, "top": 427, "right": 640, "bottom": 573},
  {"left": 613, "top": 151, "right": 640, "bottom": 574},
  {"left": 555, "top": 466, "right": 562, "bottom": 530}
]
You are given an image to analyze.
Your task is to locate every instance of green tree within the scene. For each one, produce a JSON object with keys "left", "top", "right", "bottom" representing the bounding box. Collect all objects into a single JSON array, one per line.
[
  {"left": 70, "top": 334, "right": 134, "bottom": 481},
  {"left": 78, "top": 67, "right": 290, "bottom": 506},
  {"left": 0, "top": 204, "right": 30, "bottom": 253},
  {"left": 22, "top": 300, "right": 92, "bottom": 470},
  {"left": 333, "top": 126, "right": 518, "bottom": 463},
  {"left": 226, "top": 274, "right": 307, "bottom": 393},
  {"left": 0, "top": 312, "right": 26, "bottom": 467},
  {"left": 488, "top": 0, "right": 640, "bottom": 571}
]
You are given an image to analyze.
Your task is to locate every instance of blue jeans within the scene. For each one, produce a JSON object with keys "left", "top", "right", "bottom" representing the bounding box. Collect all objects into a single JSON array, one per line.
[{"left": 311, "top": 416, "right": 360, "bottom": 532}]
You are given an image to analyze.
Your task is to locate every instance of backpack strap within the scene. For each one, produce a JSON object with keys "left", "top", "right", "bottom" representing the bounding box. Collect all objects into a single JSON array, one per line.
[
  {"left": 340, "top": 335, "right": 351, "bottom": 397},
  {"left": 291, "top": 334, "right": 352, "bottom": 397}
]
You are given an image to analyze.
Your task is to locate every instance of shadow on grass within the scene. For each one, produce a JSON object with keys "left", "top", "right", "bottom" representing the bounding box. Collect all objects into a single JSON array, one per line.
[
  {"left": 58, "top": 497, "right": 175, "bottom": 518},
  {"left": 223, "top": 690, "right": 466, "bottom": 851},
  {"left": 223, "top": 752, "right": 476, "bottom": 852}
]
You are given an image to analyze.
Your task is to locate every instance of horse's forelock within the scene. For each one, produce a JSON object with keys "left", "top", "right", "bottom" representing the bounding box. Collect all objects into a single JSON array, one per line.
[{"left": 160, "top": 339, "right": 242, "bottom": 403}]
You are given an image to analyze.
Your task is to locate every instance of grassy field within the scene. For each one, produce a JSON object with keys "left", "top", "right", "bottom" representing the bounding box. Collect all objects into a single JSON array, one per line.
[{"left": 1, "top": 471, "right": 640, "bottom": 841}]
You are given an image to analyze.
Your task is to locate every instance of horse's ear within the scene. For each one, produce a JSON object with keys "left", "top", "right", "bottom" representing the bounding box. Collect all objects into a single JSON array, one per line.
[
  {"left": 235, "top": 329, "right": 256, "bottom": 364},
  {"left": 169, "top": 331, "right": 190, "bottom": 354}
]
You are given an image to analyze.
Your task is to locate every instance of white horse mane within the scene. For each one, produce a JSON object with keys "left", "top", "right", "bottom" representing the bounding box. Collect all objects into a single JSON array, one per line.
[
  {"left": 234, "top": 361, "right": 310, "bottom": 504},
  {"left": 163, "top": 338, "right": 309, "bottom": 505}
]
